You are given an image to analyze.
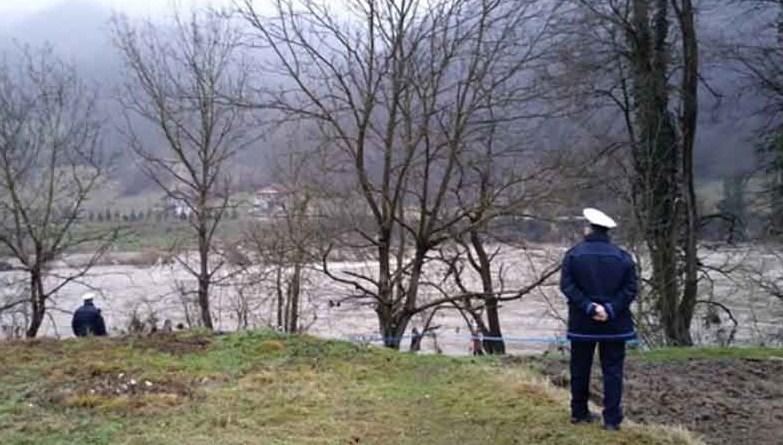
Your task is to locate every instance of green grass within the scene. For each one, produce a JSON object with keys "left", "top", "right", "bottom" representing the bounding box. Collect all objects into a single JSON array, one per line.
[
  {"left": 69, "top": 217, "right": 249, "bottom": 253},
  {"left": 110, "top": 221, "right": 193, "bottom": 251},
  {"left": 630, "top": 346, "right": 783, "bottom": 362},
  {"left": 0, "top": 331, "right": 699, "bottom": 445}
]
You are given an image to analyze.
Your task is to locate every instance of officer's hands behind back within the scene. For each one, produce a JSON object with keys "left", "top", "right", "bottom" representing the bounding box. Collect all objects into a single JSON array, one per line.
[{"left": 592, "top": 305, "right": 608, "bottom": 322}]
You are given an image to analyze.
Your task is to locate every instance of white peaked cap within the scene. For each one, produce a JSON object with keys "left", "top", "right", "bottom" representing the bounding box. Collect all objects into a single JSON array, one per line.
[
  {"left": 82, "top": 292, "right": 97, "bottom": 302},
  {"left": 583, "top": 208, "right": 617, "bottom": 229}
]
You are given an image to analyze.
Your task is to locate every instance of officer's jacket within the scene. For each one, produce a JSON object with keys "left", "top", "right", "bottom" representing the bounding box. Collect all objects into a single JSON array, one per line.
[
  {"left": 559, "top": 232, "right": 637, "bottom": 342},
  {"left": 71, "top": 303, "right": 107, "bottom": 337}
]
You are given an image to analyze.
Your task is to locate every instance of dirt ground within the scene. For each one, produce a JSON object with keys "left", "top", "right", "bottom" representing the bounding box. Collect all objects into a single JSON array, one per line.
[{"left": 516, "top": 355, "right": 783, "bottom": 445}]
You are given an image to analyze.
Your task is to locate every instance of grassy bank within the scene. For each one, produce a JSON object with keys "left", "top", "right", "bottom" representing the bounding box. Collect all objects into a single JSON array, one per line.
[{"left": 0, "top": 331, "right": 699, "bottom": 445}]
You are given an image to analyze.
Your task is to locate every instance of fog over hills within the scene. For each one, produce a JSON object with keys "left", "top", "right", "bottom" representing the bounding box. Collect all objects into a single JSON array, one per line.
[
  {"left": 1, "top": 1, "right": 118, "bottom": 75},
  {"left": 0, "top": 0, "right": 770, "bottom": 188}
]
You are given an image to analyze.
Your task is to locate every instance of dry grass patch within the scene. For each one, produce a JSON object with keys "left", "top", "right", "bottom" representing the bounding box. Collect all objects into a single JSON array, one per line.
[
  {"left": 61, "top": 392, "right": 184, "bottom": 413},
  {"left": 258, "top": 339, "right": 286, "bottom": 353}
]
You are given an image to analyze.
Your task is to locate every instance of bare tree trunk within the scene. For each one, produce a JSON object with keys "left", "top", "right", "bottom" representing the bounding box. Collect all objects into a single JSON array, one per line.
[
  {"left": 376, "top": 235, "right": 399, "bottom": 348},
  {"left": 483, "top": 300, "right": 504, "bottom": 354},
  {"left": 276, "top": 267, "right": 284, "bottom": 330},
  {"left": 376, "top": 311, "right": 401, "bottom": 349},
  {"left": 629, "top": 0, "right": 686, "bottom": 345},
  {"left": 197, "top": 175, "right": 214, "bottom": 329},
  {"left": 675, "top": 0, "right": 699, "bottom": 346},
  {"left": 469, "top": 230, "right": 505, "bottom": 354},
  {"left": 288, "top": 261, "right": 302, "bottom": 333},
  {"left": 377, "top": 308, "right": 410, "bottom": 349},
  {"left": 197, "top": 279, "right": 213, "bottom": 330},
  {"left": 376, "top": 297, "right": 412, "bottom": 350},
  {"left": 388, "top": 250, "right": 429, "bottom": 348},
  {"left": 198, "top": 225, "right": 214, "bottom": 330},
  {"left": 26, "top": 267, "right": 45, "bottom": 338},
  {"left": 284, "top": 284, "right": 292, "bottom": 332}
]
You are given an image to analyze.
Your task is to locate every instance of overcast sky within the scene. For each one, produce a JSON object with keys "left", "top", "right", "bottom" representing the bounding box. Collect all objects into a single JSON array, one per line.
[{"left": 0, "top": 0, "right": 236, "bottom": 22}]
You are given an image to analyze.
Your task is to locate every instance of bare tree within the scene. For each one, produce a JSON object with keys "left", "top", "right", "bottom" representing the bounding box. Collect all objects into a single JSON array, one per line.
[
  {"left": 675, "top": 0, "right": 701, "bottom": 347},
  {"left": 559, "top": 0, "right": 701, "bottom": 345},
  {"left": 437, "top": 243, "right": 562, "bottom": 354},
  {"left": 240, "top": 0, "right": 561, "bottom": 349},
  {"left": 243, "top": 149, "right": 325, "bottom": 334},
  {"left": 429, "top": 118, "right": 567, "bottom": 354},
  {"left": 0, "top": 46, "right": 119, "bottom": 338},
  {"left": 728, "top": 1, "right": 783, "bottom": 233},
  {"left": 113, "top": 10, "right": 254, "bottom": 329}
]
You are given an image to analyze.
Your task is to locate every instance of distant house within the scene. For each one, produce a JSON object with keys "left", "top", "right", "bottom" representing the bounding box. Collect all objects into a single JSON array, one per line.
[
  {"left": 160, "top": 195, "right": 192, "bottom": 219},
  {"left": 162, "top": 164, "right": 194, "bottom": 219},
  {"left": 251, "top": 185, "right": 288, "bottom": 216}
]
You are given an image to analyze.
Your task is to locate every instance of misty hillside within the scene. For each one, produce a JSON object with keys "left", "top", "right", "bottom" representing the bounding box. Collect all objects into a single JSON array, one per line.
[
  {"left": 0, "top": 1, "right": 118, "bottom": 78},
  {"left": 0, "top": 0, "right": 277, "bottom": 197},
  {"left": 0, "top": 0, "right": 769, "bottom": 191}
]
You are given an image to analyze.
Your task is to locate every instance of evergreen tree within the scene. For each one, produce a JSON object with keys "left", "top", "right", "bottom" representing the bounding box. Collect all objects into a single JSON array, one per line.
[
  {"left": 759, "top": 133, "right": 783, "bottom": 236},
  {"left": 717, "top": 175, "right": 748, "bottom": 242}
]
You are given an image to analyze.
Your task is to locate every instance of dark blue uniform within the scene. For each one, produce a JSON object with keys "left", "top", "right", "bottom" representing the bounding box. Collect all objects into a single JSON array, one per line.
[
  {"left": 71, "top": 302, "right": 107, "bottom": 337},
  {"left": 560, "top": 231, "right": 637, "bottom": 427}
]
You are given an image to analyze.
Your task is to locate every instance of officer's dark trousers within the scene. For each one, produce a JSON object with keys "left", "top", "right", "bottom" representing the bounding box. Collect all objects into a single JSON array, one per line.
[{"left": 570, "top": 340, "right": 626, "bottom": 426}]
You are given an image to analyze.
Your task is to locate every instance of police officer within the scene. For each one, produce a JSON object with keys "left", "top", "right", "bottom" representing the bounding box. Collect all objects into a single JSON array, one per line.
[
  {"left": 71, "top": 293, "right": 108, "bottom": 337},
  {"left": 560, "top": 208, "right": 637, "bottom": 431}
]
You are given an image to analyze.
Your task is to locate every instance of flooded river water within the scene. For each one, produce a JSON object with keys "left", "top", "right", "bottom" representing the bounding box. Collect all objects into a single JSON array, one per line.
[{"left": 1, "top": 244, "right": 781, "bottom": 354}]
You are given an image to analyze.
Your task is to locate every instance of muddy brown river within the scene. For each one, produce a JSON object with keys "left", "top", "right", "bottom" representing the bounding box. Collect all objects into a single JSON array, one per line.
[{"left": 1, "top": 244, "right": 781, "bottom": 353}]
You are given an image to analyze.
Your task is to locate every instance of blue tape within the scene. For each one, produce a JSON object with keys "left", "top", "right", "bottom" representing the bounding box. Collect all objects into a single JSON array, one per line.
[{"left": 346, "top": 333, "right": 640, "bottom": 347}]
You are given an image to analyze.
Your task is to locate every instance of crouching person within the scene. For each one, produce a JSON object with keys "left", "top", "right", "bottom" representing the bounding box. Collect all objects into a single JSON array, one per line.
[
  {"left": 560, "top": 208, "right": 637, "bottom": 431},
  {"left": 71, "top": 293, "right": 108, "bottom": 337}
]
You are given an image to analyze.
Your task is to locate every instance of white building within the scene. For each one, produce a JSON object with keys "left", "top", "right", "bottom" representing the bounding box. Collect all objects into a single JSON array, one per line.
[{"left": 252, "top": 185, "right": 287, "bottom": 216}]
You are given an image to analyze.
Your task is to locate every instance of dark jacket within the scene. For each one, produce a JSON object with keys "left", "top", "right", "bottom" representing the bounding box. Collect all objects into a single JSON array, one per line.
[
  {"left": 560, "top": 232, "right": 637, "bottom": 342},
  {"left": 71, "top": 302, "right": 107, "bottom": 337}
]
